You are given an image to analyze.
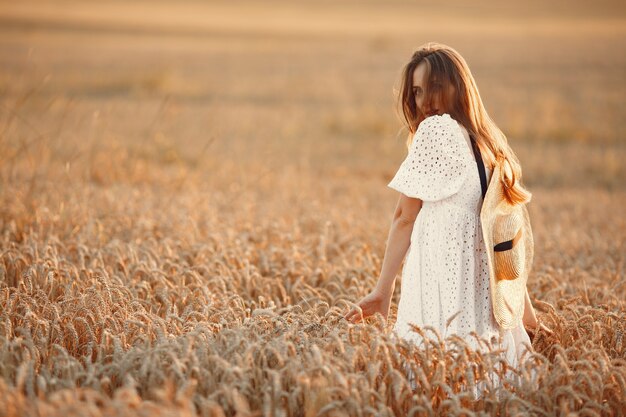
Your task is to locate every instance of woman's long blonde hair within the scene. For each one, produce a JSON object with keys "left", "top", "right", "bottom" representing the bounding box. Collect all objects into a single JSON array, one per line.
[{"left": 395, "top": 42, "right": 531, "bottom": 205}]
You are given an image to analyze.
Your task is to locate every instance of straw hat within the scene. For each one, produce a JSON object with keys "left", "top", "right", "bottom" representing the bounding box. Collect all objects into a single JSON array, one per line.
[{"left": 479, "top": 159, "right": 534, "bottom": 330}]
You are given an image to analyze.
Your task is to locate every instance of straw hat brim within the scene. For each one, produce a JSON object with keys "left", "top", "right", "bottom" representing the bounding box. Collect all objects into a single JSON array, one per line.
[{"left": 480, "top": 162, "right": 534, "bottom": 330}]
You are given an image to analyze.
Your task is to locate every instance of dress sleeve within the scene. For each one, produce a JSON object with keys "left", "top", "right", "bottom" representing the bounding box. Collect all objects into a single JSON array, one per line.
[{"left": 387, "top": 114, "right": 473, "bottom": 202}]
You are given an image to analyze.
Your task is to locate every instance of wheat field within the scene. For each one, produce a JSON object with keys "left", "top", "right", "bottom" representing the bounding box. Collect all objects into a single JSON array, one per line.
[{"left": 0, "top": 0, "right": 625, "bottom": 416}]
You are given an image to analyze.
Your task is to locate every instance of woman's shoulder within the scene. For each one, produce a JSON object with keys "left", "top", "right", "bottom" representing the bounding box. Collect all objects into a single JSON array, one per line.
[
  {"left": 389, "top": 113, "right": 474, "bottom": 201},
  {"left": 411, "top": 113, "right": 470, "bottom": 160}
]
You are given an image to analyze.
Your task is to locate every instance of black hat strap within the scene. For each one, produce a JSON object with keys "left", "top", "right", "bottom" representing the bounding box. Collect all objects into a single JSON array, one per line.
[{"left": 470, "top": 133, "right": 488, "bottom": 200}]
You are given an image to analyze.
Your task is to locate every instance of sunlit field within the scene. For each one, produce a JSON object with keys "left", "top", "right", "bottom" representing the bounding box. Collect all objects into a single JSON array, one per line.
[{"left": 1, "top": 0, "right": 625, "bottom": 415}]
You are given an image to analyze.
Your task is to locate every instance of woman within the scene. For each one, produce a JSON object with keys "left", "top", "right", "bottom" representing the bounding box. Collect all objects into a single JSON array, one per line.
[{"left": 343, "top": 42, "right": 551, "bottom": 394}]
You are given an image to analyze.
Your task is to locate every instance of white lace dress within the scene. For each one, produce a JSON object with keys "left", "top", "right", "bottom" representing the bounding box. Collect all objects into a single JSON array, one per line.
[{"left": 387, "top": 113, "right": 534, "bottom": 397}]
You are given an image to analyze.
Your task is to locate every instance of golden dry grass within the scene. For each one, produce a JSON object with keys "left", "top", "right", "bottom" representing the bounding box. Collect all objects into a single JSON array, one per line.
[{"left": 0, "top": 0, "right": 625, "bottom": 416}]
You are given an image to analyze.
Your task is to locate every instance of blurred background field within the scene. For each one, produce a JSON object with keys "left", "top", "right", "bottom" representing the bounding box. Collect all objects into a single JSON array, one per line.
[{"left": 0, "top": 0, "right": 625, "bottom": 415}]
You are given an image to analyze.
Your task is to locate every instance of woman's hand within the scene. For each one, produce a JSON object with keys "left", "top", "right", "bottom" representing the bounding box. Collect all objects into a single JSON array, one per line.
[
  {"left": 522, "top": 289, "right": 554, "bottom": 341},
  {"left": 343, "top": 287, "right": 393, "bottom": 324},
  {"left": 342, "top": 195, "right": 415, "bottom": 326},
  {"left": 525, "top": 320, "right": 554, "bottom": 342}
]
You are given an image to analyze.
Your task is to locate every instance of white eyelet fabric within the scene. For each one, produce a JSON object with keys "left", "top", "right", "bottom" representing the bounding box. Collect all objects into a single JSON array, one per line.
[{"left": 388, "top": 113, "right": 534, "bottom": 397}]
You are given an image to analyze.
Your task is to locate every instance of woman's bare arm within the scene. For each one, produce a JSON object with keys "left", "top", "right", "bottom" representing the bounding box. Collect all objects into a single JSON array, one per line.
[
  {"left": 343, "top": 194, "right": 423, "bottom": 324},
  {"left": 374, "top": 194, "right": 423, "bottom": 298}
]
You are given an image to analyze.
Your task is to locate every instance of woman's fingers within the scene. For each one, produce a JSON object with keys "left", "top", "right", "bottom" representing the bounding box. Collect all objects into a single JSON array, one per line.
[
  {"left": 344, "top": 306, "right": 363, "bottom": 323},
  {"left": 343, "top": 308, "right": 353, "bottom": 322},
  {"left": 351, "top": 309, "right": 364, "bottom": 323},
  {"left": 528, "top": 322, "right": 554, "bottom": 343},
  {"left": 539, "top": 322, "right": 553, "bottom": 334},
  {"left": 344, "top": 309, "right": 354, "bottom": 322},
  {"left": 343, "top": 293, "right": 378, "bottom": 323}
]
